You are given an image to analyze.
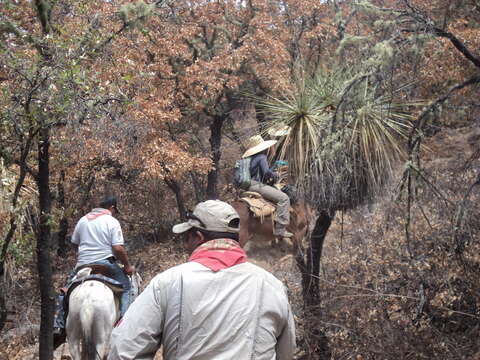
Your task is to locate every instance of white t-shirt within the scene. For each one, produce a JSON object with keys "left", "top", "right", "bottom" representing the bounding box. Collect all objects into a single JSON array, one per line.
[{"left": 71, "top": 208, "right": 124, "bottom": 267}]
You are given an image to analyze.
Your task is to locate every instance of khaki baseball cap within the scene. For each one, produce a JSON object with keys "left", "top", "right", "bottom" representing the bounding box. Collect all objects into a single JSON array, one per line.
[{"left": 172, "top": 200, "right": 240, "bottom": 234}]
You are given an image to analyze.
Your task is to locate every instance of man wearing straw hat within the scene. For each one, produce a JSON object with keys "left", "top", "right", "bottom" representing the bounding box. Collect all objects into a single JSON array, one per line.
[{"left": 242, "top": 135, "right": 293, "bottom": 239}]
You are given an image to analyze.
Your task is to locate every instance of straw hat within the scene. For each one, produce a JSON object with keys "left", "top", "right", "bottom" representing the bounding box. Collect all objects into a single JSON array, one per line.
[{"left": 242, "top": 135, "right": 277, "bottom": 158}]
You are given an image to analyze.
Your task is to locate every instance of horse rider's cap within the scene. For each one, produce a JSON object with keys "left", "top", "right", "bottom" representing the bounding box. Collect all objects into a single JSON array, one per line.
[
  {"left": 242, "top": 135, "right": 278, "bottom": 158},
  {"left": 172, "top": 200, "right": 240, "bottom": 234}
]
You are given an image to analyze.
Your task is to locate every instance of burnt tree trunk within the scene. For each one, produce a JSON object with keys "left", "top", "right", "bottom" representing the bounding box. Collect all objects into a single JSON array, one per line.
[
  {"left": 206, "top": 115, "right": 225, "bottom": 199},
  {"left": 36, "top": 128, "right": 54, "bottom": 360},
  {"left": 295, "top": 209, "right": 334, "bottom": 359},
  {"left": 0, "top": 282, "right": 6, "bottom": 334},
  {"left": 305, "top": 210, "right": 333, "bottom": 305},
  {"left": 165, "top": 178, "right": 187, "bottom": 220},
  {"left": 297, "top": 210, "right": 333, "bottom": 306}
]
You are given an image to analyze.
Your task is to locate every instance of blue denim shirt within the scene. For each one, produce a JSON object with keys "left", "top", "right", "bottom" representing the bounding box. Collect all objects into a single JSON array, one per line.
[{"left": 249, "top": 153, "right": 277, "bottom": 183}]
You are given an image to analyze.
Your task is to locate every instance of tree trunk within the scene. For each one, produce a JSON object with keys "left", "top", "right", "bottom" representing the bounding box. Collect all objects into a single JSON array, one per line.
[
  {"left": 78, "top": 174, "right": 95, "bottom": 215},
  {"left": 56, "top": 170, "right": 68, "bottom": 256},
  {"left": 165, "top": 178, "right": 186, "bottom": 220},
  {"left": 0, "top": 143, "right": 31, "bottom": 276},
  {"left": 0, "top": 282, "right": 6, "bottom": 334},
  {"left": 295, "top": 209, "right": 334, "bottom": 359},
  {"left": 303, "top": 210, "right": 333, "bottom": 306},
  {"left": 190, "top": 172, "right": 205, "bottom": 203},
  {"left": 0, "top": 142, "right": 33, "bottom": 335},
  {"left": 206, "top": 115, "right": 225, "bottom": 199},
  {"left": 36, "top": 128, "right": 54, "bottom": 360}
]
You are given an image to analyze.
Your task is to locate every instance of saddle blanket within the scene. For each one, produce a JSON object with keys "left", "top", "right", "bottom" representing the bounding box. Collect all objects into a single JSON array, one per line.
[
  {"left": 63, "top": 273, "right": 124, "bottom": 312},
  {"left": 240, "top": 193, "right": 276, "bottom": 219}
]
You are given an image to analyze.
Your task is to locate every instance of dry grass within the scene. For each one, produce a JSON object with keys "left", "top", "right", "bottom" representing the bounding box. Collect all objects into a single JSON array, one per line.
[{"left": 306, "top": 125, "right": 480, "bottom": 359}]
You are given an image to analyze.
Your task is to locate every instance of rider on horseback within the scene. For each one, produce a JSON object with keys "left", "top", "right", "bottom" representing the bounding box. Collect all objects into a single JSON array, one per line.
[
  {"left": 242, "top": 135, "right": 293, "bottom": 239},
  {"left": 53, "top": 195, "right": 134, "bottom": 348}
]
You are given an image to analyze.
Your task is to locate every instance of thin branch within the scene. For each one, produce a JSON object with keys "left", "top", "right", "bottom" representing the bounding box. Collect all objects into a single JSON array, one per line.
[
  {"left": 0, "top": 19, "right": 49, "bottom": 57},
  {"left": 430, "top": 26, "right": 480, "bottom": 69},
  {"left": 409, "top": 165, "right": 454, "bottom": 206},
  {"left": 400, "top": 0, "right": 480, "bottom": 69},
  {"left": 311, "top": 275, "right": 479, "bottom": 319},
  {"left": 409, "top": 75, "right": 480, "bottom": 151},
  {"left": 452, "top": 174, "right": 480, "bottom": 253},
  {"left": 321, "top": 293, "right": 478, "bottom": 319}
]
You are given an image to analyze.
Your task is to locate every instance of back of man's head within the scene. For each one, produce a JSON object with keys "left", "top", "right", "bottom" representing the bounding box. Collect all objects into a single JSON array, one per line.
[
  {"left": 172, "top": 200, "right": 240, "bottom": 241},
  {"left": 99, "top": 195, "right": 118, "bottom": 211}
]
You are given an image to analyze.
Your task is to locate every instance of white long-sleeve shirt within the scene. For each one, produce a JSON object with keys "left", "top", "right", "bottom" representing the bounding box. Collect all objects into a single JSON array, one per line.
[{"left": 108, "top": 261, "right": 296, "bottom": 360}]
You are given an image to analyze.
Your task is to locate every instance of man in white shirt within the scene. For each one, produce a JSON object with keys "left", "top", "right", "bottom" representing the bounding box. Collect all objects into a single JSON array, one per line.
[
  {"left": 108, "top": 200, "right": 296, "bottom": 360},
  {"left": 54, "top": 195, "right": 134, "bottom": 348}
]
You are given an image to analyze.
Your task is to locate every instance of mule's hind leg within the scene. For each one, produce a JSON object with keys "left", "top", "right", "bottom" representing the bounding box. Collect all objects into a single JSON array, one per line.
[
  {"left": 66, "top": 313, "right": 82, "bottom": 360},
  {"left": 94, "top": 312, "right": 116, "bottom": 358}
]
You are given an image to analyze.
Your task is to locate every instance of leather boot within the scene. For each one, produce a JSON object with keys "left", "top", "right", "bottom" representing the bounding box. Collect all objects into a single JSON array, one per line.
[
  {"left": 273, "top": 225, "right": 293, "bottom": 238},
  {"left": 53, "top": 327, "right": 66, "bottom": 349}
]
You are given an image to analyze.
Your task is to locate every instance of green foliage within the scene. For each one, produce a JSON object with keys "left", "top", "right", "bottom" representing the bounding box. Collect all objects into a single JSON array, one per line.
[
  {"left": 2, "top": 230, "right": 35, "bottom": 268},
  {"left": 119, "top": 1, "right": 155, "bottom": 26},
  {"left": 368, "top": 40, "right": 394, "bottom": 67},
  {"left": 336, "top": 34, "right": 370, "bottom": 55},
  {"left": 0, "top": 160, "right": 36, "bottom": 266},
  {"left": 354, "top": 0, "right": 386, "bottom": 16},
  {"left": 0, "top": 0, "right": 134, "bottom": 277}
]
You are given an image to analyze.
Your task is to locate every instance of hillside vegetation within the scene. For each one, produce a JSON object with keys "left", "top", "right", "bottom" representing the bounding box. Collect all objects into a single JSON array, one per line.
[{"left": 1, "top": 1, "right": 479, "bottom": 359}]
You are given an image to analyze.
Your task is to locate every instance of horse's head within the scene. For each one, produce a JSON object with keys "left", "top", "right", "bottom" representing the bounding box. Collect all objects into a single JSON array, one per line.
[{"left": 129, "top": 272, "right": 143, "bottom": 299}]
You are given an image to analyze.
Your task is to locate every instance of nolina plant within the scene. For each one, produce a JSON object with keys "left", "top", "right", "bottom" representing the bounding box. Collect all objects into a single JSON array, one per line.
[{"left": 256, "top": 66, "right": 421, "bottom": 211}]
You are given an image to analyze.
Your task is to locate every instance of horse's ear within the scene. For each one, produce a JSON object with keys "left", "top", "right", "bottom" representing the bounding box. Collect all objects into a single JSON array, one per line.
[{"left": 133, "top": 260, "right": 144, "bottom": 274}]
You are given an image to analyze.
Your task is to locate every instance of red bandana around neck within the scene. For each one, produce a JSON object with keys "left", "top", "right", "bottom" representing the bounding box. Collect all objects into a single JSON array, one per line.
[
  {"left": 189, "top": 238, "right": 247, "bottom": 272},
  {"left": 86, "top": 208, "right": 111, "bottom": 221}
]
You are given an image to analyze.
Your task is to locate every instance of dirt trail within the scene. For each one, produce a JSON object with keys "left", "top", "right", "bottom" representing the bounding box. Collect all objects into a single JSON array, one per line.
[{"left": 11, "top": 242, "right": 300, "bottom": 360}]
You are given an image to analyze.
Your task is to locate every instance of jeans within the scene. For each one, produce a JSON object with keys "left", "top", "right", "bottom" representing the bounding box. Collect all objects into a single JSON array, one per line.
[
  {"left": 53, "top": 258, "right": 131, "bottom": 329},
  {"left": 248, "top": 180, "right": 290, "bottom": 226}
]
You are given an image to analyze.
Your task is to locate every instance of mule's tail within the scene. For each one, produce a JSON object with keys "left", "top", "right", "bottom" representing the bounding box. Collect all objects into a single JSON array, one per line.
[{"left": 80, "top": 304, "right": 98, "bottom": 360}]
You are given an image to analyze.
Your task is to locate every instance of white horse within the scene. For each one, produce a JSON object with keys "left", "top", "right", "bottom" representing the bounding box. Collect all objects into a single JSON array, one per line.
[{"left": 66, "top": 267, "right": 141, "bottom": 360}]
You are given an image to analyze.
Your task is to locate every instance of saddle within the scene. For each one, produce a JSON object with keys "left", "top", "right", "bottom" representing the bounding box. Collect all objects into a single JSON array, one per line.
[
  {"left": 63, "top": 265, "right": 124, "bottom": 312},
  {"left": 239, "top": 191, "right": 279, "bottom": 222}
]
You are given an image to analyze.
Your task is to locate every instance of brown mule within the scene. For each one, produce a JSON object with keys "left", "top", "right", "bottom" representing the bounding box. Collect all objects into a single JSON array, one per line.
[{"left": 231, "top": 200, "right": 312, "bottom": 250}]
